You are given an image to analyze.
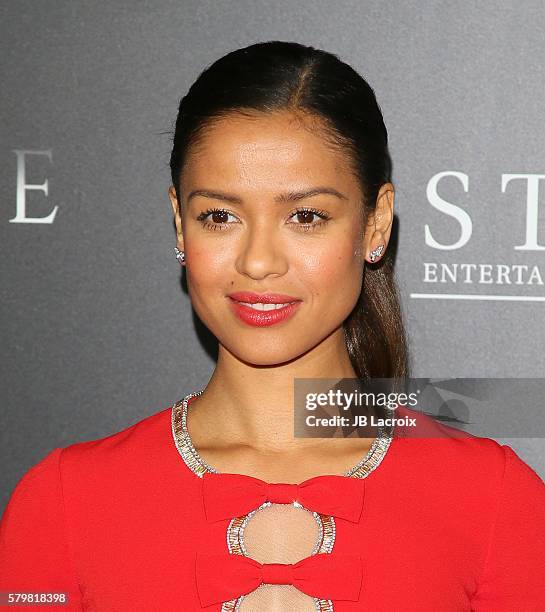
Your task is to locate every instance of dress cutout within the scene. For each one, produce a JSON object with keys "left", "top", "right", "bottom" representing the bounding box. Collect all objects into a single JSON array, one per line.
[{"left": 172, "top": 389, "right": 393, "bottom": 611}]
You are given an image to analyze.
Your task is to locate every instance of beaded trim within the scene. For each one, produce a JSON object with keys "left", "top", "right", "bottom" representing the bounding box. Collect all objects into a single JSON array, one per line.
[
  {"left": 171, "top": 389, "right": 394, "bottom": 611},
  {"left": 171, "top": 388, "right": 394, "bottom": 480}
]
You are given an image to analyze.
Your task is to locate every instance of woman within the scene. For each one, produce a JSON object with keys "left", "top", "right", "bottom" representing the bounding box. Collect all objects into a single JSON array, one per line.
[{"left": 1, "top": 41, "right": 544, "bottom": 611}]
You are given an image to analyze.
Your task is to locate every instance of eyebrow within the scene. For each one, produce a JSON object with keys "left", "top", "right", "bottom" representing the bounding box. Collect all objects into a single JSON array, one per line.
[{"left": 186, "top": 187, "right": 349, "bottom": 204}]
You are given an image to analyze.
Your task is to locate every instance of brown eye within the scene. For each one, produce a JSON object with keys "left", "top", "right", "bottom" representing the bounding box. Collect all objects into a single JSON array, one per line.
[
  {"left": 295, "top": 210, "right": 316, "bottom": 224},
  {"left": 196, "top": 208, "right": 239, "bottom": 231},
  {"left": 287, "top": 207, "right": 330, "bottom": 230},
  {"left": 210, "top": 210, "right": 229, "bottom": 224}
]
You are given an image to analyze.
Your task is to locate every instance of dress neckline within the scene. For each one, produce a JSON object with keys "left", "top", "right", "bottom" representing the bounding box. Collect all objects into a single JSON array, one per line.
[{"left": 171, "top": 388, "right": 394, "bottom": 480}]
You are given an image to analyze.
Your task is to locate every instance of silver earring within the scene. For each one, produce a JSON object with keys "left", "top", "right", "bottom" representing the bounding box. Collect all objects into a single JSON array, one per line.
[
  {"left": 174, "top": 246, "right": 186, "bottom": 266},
  {"left": 368, "top": 244, "right": 384, "bottom": 263}
]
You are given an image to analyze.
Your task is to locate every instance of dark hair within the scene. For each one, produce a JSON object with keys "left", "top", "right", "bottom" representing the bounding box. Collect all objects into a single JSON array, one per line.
[{"left": 169, "top": 40, "right": 409, "bottom": 382}]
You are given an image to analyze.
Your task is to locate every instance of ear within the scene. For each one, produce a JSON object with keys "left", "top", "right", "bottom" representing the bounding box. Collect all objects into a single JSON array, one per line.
[
  {"left": 168, "top": 185, "right": 185, "bottom": 251},
  {"left": 362, "top": 183, "right": 394, "bottom": 262}
]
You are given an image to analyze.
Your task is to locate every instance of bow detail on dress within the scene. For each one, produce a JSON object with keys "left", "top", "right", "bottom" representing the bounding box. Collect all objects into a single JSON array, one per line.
[
  {"left": 195, "top": 551, "right": 363, "bottom": 607},
  {"left": 201, "top": 472, "right": 365, "bottom": 522}
]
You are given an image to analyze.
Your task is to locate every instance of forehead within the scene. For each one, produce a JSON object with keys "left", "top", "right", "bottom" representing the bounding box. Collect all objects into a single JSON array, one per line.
[{"left": 180, "top": 110, "right": 359, "bottom": 194}]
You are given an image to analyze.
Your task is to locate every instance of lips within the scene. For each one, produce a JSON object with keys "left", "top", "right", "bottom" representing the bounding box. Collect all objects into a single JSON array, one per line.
[
  {"left": 227, "top": 291, "right": 302, "bottom": 327},
  {"left": 227, "top": 291, "right": 301, "bottom": 304}
]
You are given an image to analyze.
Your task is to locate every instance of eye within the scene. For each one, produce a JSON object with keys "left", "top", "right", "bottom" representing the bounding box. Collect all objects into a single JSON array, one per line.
[
  {"left": 196, "top": 208, "right": 239, "bottom": 231},
  {"left": 195, "top": 206, "right": 331, "bottom": 232},
  {"left": 287, "top": 207, "right": 330, "bottom": 231}
]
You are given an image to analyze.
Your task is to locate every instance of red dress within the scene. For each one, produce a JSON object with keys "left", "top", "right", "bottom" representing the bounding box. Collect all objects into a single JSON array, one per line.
[{"left": 1, "top": 390, "right": 545, "bottom": 611}]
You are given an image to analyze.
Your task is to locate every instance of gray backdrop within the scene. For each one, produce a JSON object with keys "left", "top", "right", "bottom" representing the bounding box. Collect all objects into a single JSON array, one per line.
[{"left": 2, "top": 0, "right": 545, "bottom": 513}]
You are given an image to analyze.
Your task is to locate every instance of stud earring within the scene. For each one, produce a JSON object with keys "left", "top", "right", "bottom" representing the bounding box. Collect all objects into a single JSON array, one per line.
[
  {"left": 174, "top": 246, "right": 186, "bottom": 266},
  {"left": 368, "top": 244, "right": 385, "bottom": 263}
]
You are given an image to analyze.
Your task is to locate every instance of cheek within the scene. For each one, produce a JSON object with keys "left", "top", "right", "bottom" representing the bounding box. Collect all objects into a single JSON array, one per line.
[
  {"left": 294, "top": 237, "right": 362, "bottom": 301},
  {"left": 183, "top": 243, "right": 229, "bottom": 299}
]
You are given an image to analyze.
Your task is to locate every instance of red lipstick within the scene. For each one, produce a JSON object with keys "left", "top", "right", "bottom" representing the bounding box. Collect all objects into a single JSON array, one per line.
[{"left": 227, "top": 291, "right": 302, "bottom": 327}]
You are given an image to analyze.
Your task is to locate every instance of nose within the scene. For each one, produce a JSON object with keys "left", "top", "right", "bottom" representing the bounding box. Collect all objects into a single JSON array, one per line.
[{"left": 235, "top": 222, "right": 288, "bottom": 280}]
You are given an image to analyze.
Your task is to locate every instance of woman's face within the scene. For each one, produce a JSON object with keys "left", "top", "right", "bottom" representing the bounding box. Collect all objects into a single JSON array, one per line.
[{"left": 170, "top": 110, "right": 387, "bottom": 366}]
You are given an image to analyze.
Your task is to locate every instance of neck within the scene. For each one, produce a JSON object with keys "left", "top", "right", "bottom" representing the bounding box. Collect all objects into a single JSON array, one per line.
[{"left": 194, "top": 327, "right": 358, "bottom": 452}]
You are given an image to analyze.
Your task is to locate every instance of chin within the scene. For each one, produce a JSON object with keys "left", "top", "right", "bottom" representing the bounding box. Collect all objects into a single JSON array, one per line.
[{"left": 220, "top": 337, "right": 306, "bottom": 367}]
